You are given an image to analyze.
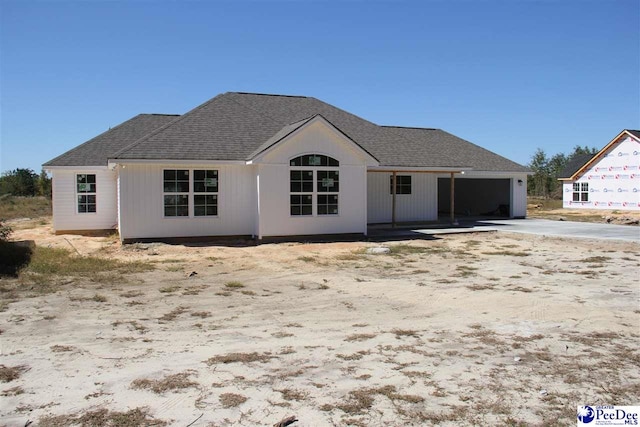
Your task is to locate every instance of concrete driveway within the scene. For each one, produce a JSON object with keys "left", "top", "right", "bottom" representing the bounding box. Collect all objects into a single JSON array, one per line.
[{"left": 444, "top": 218, "right": 640, "bottom": 243}]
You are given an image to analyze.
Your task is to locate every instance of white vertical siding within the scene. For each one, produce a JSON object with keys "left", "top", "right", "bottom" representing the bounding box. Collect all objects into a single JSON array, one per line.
[
  {"left": 118, "top": 164, "right": 256, "bottom": 240},
  {"left": 256, "top": 119, "right": 371, "bottom": 237},
  {"left": 511, "top": 175, "right": 528, "bottom": 218},
  {"left": 367, "top": 172, "right": 438, "bottom": 223},
  {"left": 51, "top": 169, "right": 118, "bottom": 231}
]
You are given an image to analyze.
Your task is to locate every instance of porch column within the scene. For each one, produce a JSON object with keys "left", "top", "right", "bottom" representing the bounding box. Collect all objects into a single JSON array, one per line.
[
  {"left": 450, "top": 172, "right": 455, "bottom": 225},
  {"left": 391, "top": 171, "right": 397, "bottom": 228}
]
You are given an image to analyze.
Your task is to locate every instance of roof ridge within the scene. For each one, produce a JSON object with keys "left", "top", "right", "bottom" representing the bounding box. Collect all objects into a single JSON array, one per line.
[
  {"left": 44, "top": 113, "right": 168, "bottom": 166},
  {"left": 232, "top": 92, "right": 309, "bottom": 98},
  {"left": 111, "top": 93, "right": 227, "bottom": 159},
  {"left": 381, "top": 125, "right": 438, "bottom": 131}
]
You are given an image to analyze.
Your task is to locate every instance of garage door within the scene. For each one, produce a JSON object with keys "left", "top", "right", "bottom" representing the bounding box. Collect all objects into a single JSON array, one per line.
[{"left": 438, "top": 178, "right": 511, "bottom": 217}]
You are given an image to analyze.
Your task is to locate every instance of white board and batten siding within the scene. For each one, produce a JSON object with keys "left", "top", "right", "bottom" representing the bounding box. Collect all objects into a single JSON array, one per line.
[
  {"left": 51, "top": 169, "right": 118, "bottom": 232},
  {"left": 255, "top": 118, "right": 374, "bottom": 238},
  {"left": 562, "top": 136, "right": 640, "bottom": 211},
  {"left": 117, "top": 163, "right": 256, "bottom": 240},
  {"left": 367, "top": 172, "right": 438, "bottom": 223},
  {"left": 367, "top": 171, "right": 528, "bottom": 222}
]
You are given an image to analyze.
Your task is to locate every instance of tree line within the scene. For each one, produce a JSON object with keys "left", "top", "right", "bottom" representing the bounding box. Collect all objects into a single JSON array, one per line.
[
  {"left": 527, "top": 145, "right": 598, "bottom": 199},
  {"left": 0, "top": 168, "right": 52, "bottom": 198}
]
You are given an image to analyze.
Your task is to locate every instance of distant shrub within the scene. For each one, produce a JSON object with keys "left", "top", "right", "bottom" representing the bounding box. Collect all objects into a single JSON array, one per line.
[{"left": 0, "top": 220, "right": 11, "bottom": 242}]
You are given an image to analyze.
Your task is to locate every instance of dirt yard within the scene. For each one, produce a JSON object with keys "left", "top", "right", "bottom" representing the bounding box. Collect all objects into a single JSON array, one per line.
[{"left": 1, "top": 220, "right": 639, "bottom": 426}]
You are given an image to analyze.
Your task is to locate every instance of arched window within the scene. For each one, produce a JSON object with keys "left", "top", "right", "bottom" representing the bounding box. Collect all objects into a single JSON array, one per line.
[
  {"left": 290, "top": 154, "right": 339, "bottom": 167},
  {"left": 290, "top": 154, "right": 339, "bottom": 216}
]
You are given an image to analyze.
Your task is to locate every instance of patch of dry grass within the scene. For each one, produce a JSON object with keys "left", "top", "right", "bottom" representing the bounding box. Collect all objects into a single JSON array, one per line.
[
  {"left": 205, "top": 352, "right": 274, "bottom": 365},
  {"left": 225, "top": 281, "right": 245, "bottom": 289},
  {"left": 38, "top": 407, "right": 167, "bottom": 427},
  {"left": 131, "top": 372, "right": 198, "bottom": 394},
  {"left": 158, "top": 306, "right": 188, "bottom": 322},
  {"left": 219, "top": 392, "right": 247, "bottom": 408},
  {"left": 0, "top": 364, "right": 27, "bottom": 382},
  {"left": 345, "top": 333, "right": 377, "bottom": 342}
]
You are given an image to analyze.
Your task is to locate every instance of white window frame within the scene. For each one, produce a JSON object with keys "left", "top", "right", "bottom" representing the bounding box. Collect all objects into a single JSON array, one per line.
[
  {"left": 162, "top": 169, "right": 220, "bottom": 218},
  {"left": 289, "top": 155, "right": 339, "bottom": 217},
  {"left": 76, "top": 173, "right": 97, "bottom": 214},
  {"left": 572, "top": 182, "right": 588, "bottom": 202}
]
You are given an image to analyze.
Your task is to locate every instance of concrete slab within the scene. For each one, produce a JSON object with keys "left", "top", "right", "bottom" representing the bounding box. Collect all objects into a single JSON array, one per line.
[{"left": 397, "top": 218, "right": 639, "bottom": 243}]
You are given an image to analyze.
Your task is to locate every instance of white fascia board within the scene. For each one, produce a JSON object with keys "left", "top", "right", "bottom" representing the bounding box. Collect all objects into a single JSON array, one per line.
[
  {"left": 459, "top": 170, "right": 532, "bottom": 177},
  {"left": 108, "top": 159, "right": 246, "bottom": 168},
  {"left": 367, "top": 166, "right": 472, "bottom": 173},
  {"left": 44, "top": 165, "right": 109, "bottom": 171}
]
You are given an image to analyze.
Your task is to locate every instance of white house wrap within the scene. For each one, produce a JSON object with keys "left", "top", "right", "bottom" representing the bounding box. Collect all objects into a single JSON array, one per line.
[{"left": 560, "top": 130, "right": 640, "bottom": 211}]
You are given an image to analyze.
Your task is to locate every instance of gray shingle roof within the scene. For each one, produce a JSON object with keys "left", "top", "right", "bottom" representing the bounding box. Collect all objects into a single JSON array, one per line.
[
  {"left": 44, "top": 114, "right": 179, "bottom": 167},
  {"left": 114, "top": 92, "right": 528, "bottom": 171},
  {"left": 48, "top": 92, "right": 529, "bottom": 172},
  {"left": 558, "top": 153, "right": 594, "bottom": 179}
]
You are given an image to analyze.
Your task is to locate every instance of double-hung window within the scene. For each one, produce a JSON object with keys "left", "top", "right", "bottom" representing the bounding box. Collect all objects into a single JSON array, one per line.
[
  {"left": 290, "top": 154, "right": 339, "bottom": 216},
  {"left": 194, "top": 170, "right": 218, "bottom": 216},
  {"left": 163, "top": 170, "right": 190, "bottom": 217},
  {"left": 163, "top": 169, "right": 219, "bottom": 217},
  {"left": 77, "top": 174, "right": 97, "bottom": 213},
  {"left": 572, "top": 182, "right": 588, "bottom": 202}
]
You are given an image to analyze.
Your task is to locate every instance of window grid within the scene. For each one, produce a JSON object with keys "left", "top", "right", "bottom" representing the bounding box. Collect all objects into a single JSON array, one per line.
[
  {"left": 289, "top": 154, "right": 339, "bottom": 216},
  {"left": 572, "top": 182, "right": 588, "bottom": 202},
  {"left": 390, "top": 175, "right": 412, "bottom": 195},
  {"left": 77, "top": 174, "right": 97, "bottom": 213},
  {"left": 163, "top": 169, "right": 219, "bottom": 217}
]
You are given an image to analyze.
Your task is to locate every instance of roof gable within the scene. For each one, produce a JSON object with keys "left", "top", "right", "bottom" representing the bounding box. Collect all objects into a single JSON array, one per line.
[
  {"left": 249, "top": 114, "right": 379, "bottom": 166},
  {"left": 560, "top": 129, "right": 640, "bottom": 180}
]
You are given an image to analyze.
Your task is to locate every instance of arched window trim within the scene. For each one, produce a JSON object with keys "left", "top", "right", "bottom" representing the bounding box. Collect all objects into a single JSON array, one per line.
[
  {"left": 289, "top": 153, "right": 340, "bottom": 216},
  {"left": 289, "top": 154, "right": 339, "bottom": 167}
]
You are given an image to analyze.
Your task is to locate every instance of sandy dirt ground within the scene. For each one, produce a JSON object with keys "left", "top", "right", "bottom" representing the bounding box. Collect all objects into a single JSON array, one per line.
[
  {"left": 527, "top": 205, "right": 640, "bottom": 224},
  {"left": 1, "top": 219, "right": 639, "bottom": 426}
]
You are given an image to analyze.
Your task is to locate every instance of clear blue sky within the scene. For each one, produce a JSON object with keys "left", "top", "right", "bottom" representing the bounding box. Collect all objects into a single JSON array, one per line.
[{"left": 1, "top": 0, "right": 638, "bottom": 174}]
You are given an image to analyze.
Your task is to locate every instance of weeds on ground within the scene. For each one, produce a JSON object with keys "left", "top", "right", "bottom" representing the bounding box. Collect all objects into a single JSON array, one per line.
[
  {"left": 225, "top": 281, "right": 245, "bottom": 289},
  {"left": 219, "top": 393, "right": 248, "bottom": 408},
  {"left": 38, "top": 407, "right": 167, "bottom": 427},
  {"left": 205, "top": 352, "right": 274, "bottom": 365},
  {"left": 345, "top": 333, "right": 377, "bottom": 342},
  {"left": 131, "top": 372, "right": 198, "bottom": 394},
  {"left": 0, "top": 364, "right": 27, "bottom": 382},
  {"left": 28, "top": 247, "right": 153, "bottom": 277},
  {"left": 0, "top": 196, "right": 51, "bottom": 220},
  {"left": 158, "top": 306, "right": 188, "bottom": 322}
]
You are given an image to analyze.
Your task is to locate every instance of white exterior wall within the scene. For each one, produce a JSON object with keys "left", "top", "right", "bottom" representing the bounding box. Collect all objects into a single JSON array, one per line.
[
  {"left": 256, "top": 119, "right": 372, "bottom": 238},
  {"left": 51, "top": 168, "right": 118, "bottom": 231},
  {"left": 367, "top": 172, "right": 438, "bottom": 223},
  {"left": 118, "top": 163, "right": 256, "bottom": 239},
  {"left": 563, "top": 136, "right": 640, "bottom": 210}
]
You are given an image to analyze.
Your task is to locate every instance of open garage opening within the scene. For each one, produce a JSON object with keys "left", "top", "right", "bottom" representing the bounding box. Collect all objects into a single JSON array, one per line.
[{"left": 438, "top": 178, "right": 511, "bottom": 218}]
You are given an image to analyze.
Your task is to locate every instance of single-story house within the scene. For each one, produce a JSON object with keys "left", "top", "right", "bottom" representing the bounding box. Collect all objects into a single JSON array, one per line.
[
  {"left": 558, "top": 129, "right": 640, "bottom": 211},
  {"left": 44, "top": 92, "right": 530, "bottom": 242}
]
